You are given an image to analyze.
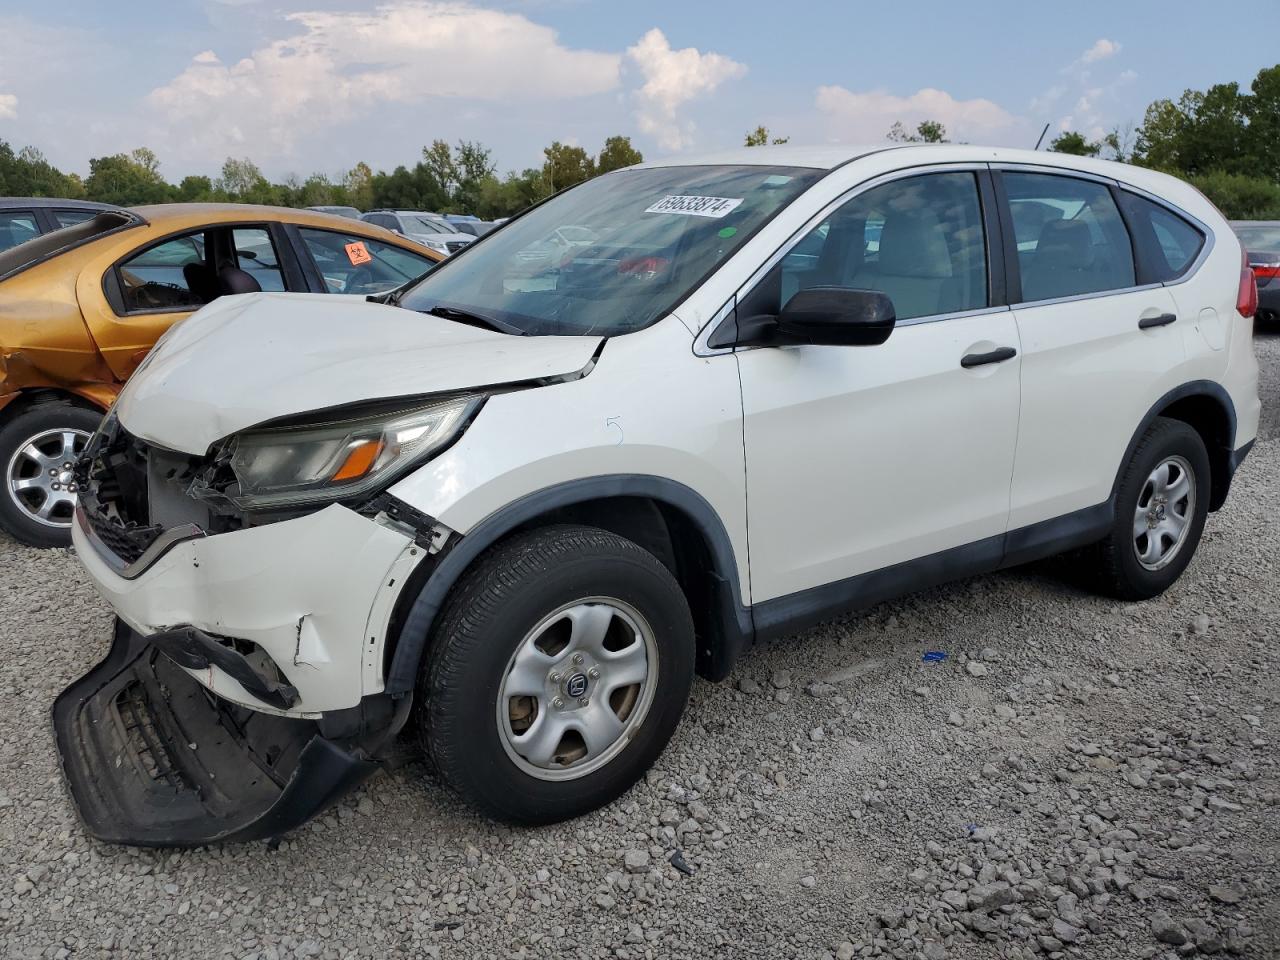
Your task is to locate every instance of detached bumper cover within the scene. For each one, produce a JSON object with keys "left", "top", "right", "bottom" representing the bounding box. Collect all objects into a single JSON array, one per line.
[{"left": 53, "top": 620, "right": 380, "bottom": 847}]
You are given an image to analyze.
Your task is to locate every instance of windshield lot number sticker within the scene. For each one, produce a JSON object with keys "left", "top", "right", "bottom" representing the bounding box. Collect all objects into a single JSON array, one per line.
[
  {"left": 345, "top": 241, "right": 372, "bottom": 266},
  {"left": 645, "top": 196, "right": 743, "bottom": 218}
]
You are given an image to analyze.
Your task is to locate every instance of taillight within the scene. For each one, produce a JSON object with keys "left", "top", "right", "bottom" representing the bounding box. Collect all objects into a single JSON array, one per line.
[
  {"left": 1237, "top": 249, "right": 1258, "bottom": 318},
  {"left": 1252, "top": 263, "right": 1280, "bottom": 280}
]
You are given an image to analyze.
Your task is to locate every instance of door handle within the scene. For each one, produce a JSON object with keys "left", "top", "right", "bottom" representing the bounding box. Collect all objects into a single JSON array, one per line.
[
  {"left": 1138, "top": 312, "right": 1177, "bottom": 329},
  {"left": 960, "top": 346, "right": 1017, "bottom": 368}
]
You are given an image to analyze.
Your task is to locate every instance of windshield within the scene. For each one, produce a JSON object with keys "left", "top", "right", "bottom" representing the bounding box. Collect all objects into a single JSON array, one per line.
[
  {"left": 411, "top": 215, "right": 455, "bottom": 235},
  {"left": 1234, "top": 223, "right": 1280, "bottom": 253},
  {"left": 398, "top": 164, "right": 822, "bottom": 336}
]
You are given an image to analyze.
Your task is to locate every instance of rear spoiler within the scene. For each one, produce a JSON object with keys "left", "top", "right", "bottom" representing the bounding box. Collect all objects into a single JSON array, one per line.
[{"left": 0, "top": 210, "right": 146, "bottom": 284}]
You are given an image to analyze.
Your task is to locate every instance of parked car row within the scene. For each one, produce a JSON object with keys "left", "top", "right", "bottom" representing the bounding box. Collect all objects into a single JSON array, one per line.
[
  {"left": 30, "top": 144, "right": 1259, "bottom": 848},
  {"left": 0, "top": 204, "right": 441, "bottom": 546}
]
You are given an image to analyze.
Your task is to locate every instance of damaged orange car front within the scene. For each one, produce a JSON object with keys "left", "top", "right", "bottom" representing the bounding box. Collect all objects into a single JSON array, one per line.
[{"left": 0, "top": 206, "right": 442, "bottom": 547}]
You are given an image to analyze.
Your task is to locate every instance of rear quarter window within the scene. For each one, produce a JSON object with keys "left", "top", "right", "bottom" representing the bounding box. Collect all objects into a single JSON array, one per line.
[{"left": 1118, "top": 192, "right": 1205, "bottom": 284}]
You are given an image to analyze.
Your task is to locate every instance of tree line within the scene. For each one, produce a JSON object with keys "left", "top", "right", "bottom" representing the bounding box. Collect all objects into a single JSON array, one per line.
[
  {"left": 0, "top": 136, "right": 644, "bottom": 221},
  {"left": 4, "top": 63, "right": 1279, "bottom": 220}
]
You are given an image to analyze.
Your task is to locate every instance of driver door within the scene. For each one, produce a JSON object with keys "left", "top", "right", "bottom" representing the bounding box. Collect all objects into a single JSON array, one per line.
[{"left": 735, "top": 169, "right": 1022, "bottom": 612}]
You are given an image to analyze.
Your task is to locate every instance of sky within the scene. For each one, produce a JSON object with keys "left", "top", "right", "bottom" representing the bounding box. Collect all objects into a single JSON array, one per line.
[{"left": 0, "top": 0, "right": 1274, "bottom": 182}]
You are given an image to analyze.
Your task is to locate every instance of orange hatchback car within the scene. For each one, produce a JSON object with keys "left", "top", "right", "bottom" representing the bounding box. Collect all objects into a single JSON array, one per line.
[{"left": 0, "top": 204, "right": 442, "bottom": 546}]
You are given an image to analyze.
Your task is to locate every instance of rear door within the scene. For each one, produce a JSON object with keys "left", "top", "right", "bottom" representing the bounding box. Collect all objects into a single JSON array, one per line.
[
  {"left": 736, "top": 168, "right": 1023, "bottom": 605},
  {"left": 998, "top": 168, "right": 1185, "bottom": 532}
]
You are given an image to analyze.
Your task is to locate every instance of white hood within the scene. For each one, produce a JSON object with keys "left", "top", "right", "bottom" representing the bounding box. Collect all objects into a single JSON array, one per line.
[{"left": 116, "top": 292, "right": 601, "bottom": 455}]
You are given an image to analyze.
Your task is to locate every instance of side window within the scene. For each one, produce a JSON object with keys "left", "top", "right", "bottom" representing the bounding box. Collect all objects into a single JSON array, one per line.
[
  {"left": 117, "top": 232, "right": 208, "bottom": 312},
  {"left": 232, "top": 228, "right": 285, "bottom": 292},
  {"left": 298, "top": 228, "right": 436, "bottom": 295},
  {"left": 1117, "top": 192, "right": 1205, "bottom": 283},
  {"left": 754, "top": 172, "right": 988, "bottom": 322},
  {"left": 52, "top": 209, "right": 99, "bottom": 229},
  {"left": 0, "top": 211, "right": 39, "bottom": 253},
  {"left": 1004, "top": 172, "right": 1136, "bottom": 302},
  {"left": 367, "top": 214, "right": 398, "bottom": 231}
]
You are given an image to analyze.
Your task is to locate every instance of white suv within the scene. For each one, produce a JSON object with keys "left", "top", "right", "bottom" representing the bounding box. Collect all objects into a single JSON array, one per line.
[{"left": 58, "top": 145, "right": 1261, "bottom": 846}]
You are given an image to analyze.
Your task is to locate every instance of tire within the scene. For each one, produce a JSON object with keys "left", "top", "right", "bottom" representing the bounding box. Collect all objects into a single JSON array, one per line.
[
  {"left": 419, "top": 524, "right": 695, "bottom": 824},
  {"left": 0, "top": 401, "right": 103, "bottom": 548},
  {"left": 1088, "top": 417, "right": 1211, "bottom": 600}
]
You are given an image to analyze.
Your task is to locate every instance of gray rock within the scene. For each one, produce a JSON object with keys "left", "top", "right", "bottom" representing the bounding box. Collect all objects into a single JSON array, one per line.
[
  {"left": 966, "top": 661, "right": 989, "bottom": 678},
  {"left": 1208, "top": 883, "right": 1244, "bottom": 905},
  {"left": 1052, "top": 919, "right": 1084, "bottom": 944},
  {"left": 1151, "top": 912, "right": 1188, "bottom": 946},
  {"left": 623, "top": 850, "right": 649, "bottom": 874}
]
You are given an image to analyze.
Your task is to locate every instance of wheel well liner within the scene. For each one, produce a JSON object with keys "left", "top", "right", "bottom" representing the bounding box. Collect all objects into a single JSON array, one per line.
[
  {"left": 1116, "top": 381, "right": 1237, "bottom": 512},
  {"left": 0, "top": 387, "right": 107, "bottom": 426},
  {"left": 384, "top": 477, "right": 752, "bottom": 696}
]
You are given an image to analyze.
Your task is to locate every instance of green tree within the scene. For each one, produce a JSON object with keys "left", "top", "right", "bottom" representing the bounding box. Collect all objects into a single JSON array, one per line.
[
  {"left": 84, "top": 150, "right": 172, "bottom": 205},
  {"left": 1245, "top": 65, "right": 1280, "bottom": 181},
  {"left": 1188, "top": 169, "right": 1280, "bottom": 219},
  {"left": 1048, "top": 131, "right": 1101, "bottom": 157},
  {"left": 215, "top": 157, "right": 278, "bottom": 204},
  {"left": 1133, "top": 81, "right": 1251, "bottom": 176},
  {"left": 343, "top": 162, "right": 374, "bottom": 212},
  {"left": 1102, "top": 124, "right": 1135, "bottom": 163},
  {"left": 453, "top": 141, "right": 497, "bottom": 213},
  {"left": 887, "top": 120, "right": 948, "bottom": 143},
  {"left": 0, "top": 142, "right": 83, "bottom": 197},
  {"left": 175, "top": 175, "right": 215, "bottom": 202},
  {"left": 476, "top": 168, "right": 550, "bottom": 219},
  {"left": 369, "top": 163, "right": 449, "bottom": 211},
  {"left": 745, "top": 125, "right": 789, "bottom": 146},
  {"left": 422, "top": 140, "right": 458, "bottom": 202},
  {"left": 542, "top": 141, "right": 594, "bottom": 192},
  {"left": 596, "top": 135, "right": 643, "bottom": 173}
]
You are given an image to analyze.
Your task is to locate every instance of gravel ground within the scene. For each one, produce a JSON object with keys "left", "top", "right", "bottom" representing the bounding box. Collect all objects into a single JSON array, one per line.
[{"left": 1, "top": 330, "right": 1277, "bottom": 960}]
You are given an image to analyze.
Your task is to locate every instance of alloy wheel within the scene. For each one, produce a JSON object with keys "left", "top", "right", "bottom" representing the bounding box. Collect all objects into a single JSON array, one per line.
[{"left": 5, "top": 427, "right": 91, "bottom": 529}]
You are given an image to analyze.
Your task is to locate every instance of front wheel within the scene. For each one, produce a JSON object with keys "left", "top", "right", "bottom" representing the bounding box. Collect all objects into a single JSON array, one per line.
[
  {"left": 1089, "top": 417, "right": 1210, "bottom": 600},
  {"left": 0, "top": 401, "right": 103, "bottom": 548},
  {"left": 419, "top": 525, "right": 695, "bottom": 824}
]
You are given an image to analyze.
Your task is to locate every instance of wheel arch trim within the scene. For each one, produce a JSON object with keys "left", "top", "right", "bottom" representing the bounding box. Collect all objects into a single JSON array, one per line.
[
  {"left": 1115, "top": 380, "right": 1237, "bottom": 512},
  {"left": 384, "top": 474, "right": 752, "bottom": 695}
]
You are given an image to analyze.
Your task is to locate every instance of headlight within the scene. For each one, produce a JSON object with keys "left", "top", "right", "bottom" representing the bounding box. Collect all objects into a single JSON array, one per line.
[{"left": 224, "top": 395, "right": 481, "bottom": 510}]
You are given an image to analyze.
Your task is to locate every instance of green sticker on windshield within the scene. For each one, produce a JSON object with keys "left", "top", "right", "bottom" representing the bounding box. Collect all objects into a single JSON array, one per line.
[{"left": 718, "top": 226, "right": 738, "bottom": 239}]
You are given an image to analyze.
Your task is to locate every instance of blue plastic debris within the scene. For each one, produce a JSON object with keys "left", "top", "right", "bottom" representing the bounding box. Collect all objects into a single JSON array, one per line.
[{"left": 922, "top": 651, "right": 948, "bottom": 663}]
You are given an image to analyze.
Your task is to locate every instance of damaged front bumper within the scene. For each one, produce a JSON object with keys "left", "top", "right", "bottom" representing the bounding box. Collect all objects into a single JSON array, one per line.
[{"left": 53, "top": 620, "right": 384, "bottom": 847}]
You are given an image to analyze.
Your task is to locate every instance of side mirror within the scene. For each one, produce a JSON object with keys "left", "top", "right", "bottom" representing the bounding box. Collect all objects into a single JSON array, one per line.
[{"left": 774, "top": 287, "right": 896, "bottom": 346}]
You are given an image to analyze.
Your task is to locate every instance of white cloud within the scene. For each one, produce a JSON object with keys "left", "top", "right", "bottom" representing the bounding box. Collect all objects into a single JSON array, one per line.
[
  {"left": 815, "top": 85, "right": 1017, "bottom": 143},
  {"left": 146, "top": 1, "right": 622, "bottom": 163},
  {"left": 0, "top": 93, "right": 16, "bottom": 120},
  {"left": 626, "top": 28, "right": 745, "bottom": 150},
  {"left": 1081, "top": 38, "right": 1121, "bottom": 64}
]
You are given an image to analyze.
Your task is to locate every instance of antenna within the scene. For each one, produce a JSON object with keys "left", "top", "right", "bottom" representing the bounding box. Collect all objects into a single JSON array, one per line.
[{"left": 1033, "top": 123, "right": 1051, "bottom": 151}]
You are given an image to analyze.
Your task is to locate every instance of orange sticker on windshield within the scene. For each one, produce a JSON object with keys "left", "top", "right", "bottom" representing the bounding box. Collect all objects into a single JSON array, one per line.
[{"left": 345, "top": 241, "right": 372, "bottom": 266}]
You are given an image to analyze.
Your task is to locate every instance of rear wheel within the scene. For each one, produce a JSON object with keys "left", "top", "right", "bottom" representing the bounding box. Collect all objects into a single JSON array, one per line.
[
  {"left": 419, "top": 524, "right": 694, "bottom": 824},
  {"left": 0, "top": 401, "right": 103, "bottom": 548},
  {"left": 1088, "top": 417, "right": 1210, "bottom": 600}
]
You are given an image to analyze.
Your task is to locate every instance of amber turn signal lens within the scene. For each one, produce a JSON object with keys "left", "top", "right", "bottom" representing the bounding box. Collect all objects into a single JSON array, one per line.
[{"left": 331, "top": 440, "right": 384, "bottom": 482}]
